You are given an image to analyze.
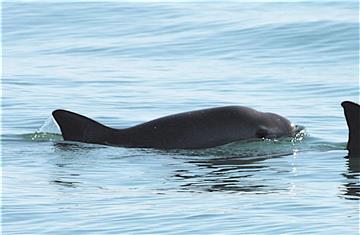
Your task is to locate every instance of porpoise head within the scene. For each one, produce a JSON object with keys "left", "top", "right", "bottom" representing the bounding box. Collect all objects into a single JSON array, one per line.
[{"left": 259, "top": 112, "right": 304, "bottom": 138}]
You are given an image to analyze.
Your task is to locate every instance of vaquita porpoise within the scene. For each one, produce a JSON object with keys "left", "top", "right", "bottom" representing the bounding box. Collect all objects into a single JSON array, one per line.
[{"left": 52, "top": 101, "right": 359, "bottom": 156}]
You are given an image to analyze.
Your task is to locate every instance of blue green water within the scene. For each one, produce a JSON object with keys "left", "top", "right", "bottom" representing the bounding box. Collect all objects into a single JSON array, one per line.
[{"left": 2, "top": 1, "right": 359, "bottom": 234}]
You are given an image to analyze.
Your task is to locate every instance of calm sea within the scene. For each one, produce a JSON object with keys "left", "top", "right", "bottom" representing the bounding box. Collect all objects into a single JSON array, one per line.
[{"left": 2, "top": 1, "right": 359, "bottom": 234}]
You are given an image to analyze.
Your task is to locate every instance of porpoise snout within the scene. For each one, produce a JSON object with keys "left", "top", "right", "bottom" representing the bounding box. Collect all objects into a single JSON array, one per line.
[{"left": 292, "top": 124, "right": 305, "bottom": 136}]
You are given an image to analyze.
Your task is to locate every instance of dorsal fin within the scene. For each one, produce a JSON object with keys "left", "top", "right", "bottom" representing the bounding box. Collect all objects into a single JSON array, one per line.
[
  {"left": 341, "top": 101, "right": 360, "bottom": 156},
  {"left": 52, "top": 109, "right": 111, "bottom": 144}
]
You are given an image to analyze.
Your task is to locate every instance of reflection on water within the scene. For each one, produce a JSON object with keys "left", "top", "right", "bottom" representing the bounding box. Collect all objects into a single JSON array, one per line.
[
  {"left": 152, "top": 137, "right": 290, "bottom": 193},
  {"left": 16, "top": 131, "right": 360, "bottom": 200},
  {"left": 50, "top": 140, "right": 360, "bottom": 202},
  {"left": 341, "top": 155, "right": 360, "bottom": 200},
  {"left": 173, "top": 155, "right": 292, "bottom": 193},
  {"left": 188, "top": 143, "right": 301, "bottom": 196},
  {"left": 168, "top": 142, "right": 295, "bottom": 193},
  {"left": 53, "top": 141, "right": 107, "bottom": 151},
  {"left": 50, "top": 179, "right": 81, "bottom": 188},
  {"left": 47, "top": 136, "right": 359, "bottom": 199}
]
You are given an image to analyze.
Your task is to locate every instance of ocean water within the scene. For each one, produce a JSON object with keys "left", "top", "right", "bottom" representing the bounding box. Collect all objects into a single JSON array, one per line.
[{"left": 2, "top": 1, "right": 359, "bottom": 234}]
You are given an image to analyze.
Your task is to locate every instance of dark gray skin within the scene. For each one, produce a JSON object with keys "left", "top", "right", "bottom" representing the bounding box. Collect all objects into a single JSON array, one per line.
[
  {"left": 52, "top": 106, "right": 298, "bottom": 150},
  {"left": 342, "top": 101, "right": 360, "bottom": 156}
]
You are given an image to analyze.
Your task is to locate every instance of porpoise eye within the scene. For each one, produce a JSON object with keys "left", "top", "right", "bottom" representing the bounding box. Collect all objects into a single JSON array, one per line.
[{"left": 256, "top": 128, "right": 268, "bottom": 138}]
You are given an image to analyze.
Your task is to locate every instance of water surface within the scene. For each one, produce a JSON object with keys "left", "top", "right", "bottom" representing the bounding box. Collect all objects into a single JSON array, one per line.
[{"left": 2, "top": 1, "right": 359, "bottom": 234}]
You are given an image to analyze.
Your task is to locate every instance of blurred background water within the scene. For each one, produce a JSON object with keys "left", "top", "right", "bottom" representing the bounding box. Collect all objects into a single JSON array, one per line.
[{"left": 2, "top": 1, "right": 359, "bottom": 234}]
